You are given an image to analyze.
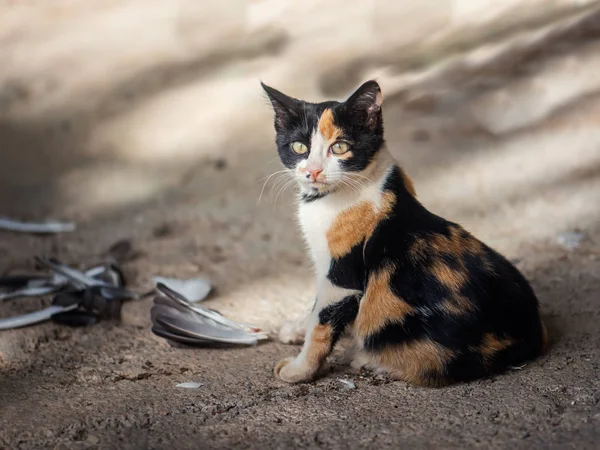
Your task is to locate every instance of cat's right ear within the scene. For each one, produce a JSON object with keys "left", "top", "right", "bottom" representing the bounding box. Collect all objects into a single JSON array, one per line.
[
  {"left": 344, "top": 80, "right": 383, "bottom": 130},
  {"left": 261, "top": 82, "right": 301, "bottom": 130}
]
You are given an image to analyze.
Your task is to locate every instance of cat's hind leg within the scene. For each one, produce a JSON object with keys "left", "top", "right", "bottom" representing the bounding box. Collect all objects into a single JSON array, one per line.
[{"left": 353, "top": 264, "right": 455, "bottom": 387}]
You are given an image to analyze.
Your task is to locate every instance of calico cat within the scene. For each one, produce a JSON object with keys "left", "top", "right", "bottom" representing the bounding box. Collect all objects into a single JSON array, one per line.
[{"left": 262, "top": 80, "right": 547, "bottom": 386}]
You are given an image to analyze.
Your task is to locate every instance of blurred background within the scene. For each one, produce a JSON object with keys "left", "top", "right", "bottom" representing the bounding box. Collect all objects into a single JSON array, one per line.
[{"left": 1, "top": 1, "right": 599, "bottom": 448}]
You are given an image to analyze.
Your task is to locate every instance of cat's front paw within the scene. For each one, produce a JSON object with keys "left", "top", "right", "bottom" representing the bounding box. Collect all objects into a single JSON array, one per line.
[
  {"left": 278, "top": 320, "right": 306, "bottom": 345},
  {"left": 274, "top": 357, "right": 315, "bottom": 383}
]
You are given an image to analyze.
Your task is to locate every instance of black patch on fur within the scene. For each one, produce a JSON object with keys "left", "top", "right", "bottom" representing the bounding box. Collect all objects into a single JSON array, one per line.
[
  {"left": 363, "top": 313, "right": 424, "bottom": 351},
  {"left": 301, "top": 191, "right": 329, "bottom": 203},
  {"left": 318, "top": 294, "right": 360, "bottom": 343},
  {"left": 327, "top": 244, "right": 365, "bottom": 291}
]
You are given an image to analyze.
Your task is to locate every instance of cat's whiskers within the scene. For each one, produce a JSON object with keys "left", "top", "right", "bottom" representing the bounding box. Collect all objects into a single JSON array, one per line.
[
  {"left": 324, "top": 170, "right": 371, "bottom": 196},
  {"left": 257, "top": 169, "right": 289, "bottom": 183},
  {"left": 338, "top": 178, "right": 361, "bottom": 196},
  {"left": 324, "top": 170, "right": 364, "bottom": 196},
  {"left": 342, "top": 177, "right": 365, "bottom": 195},
  {"left": 269, "top": 172, "right": 292, "bottom": 193},
  {"left": 270, "top": 174, "right": 293, "bottom": 203},
  {"left": 273, "top": 177, "right": 297, "bottom": 207},
  {"left": 347, "top": 172, "right": 374, "bottom": 184},
  {"left": 271, "top": 173, "right": 296, "bottom": 204},
  {"left": 258, "top": 169, "right": 292, "bottom": 204}
]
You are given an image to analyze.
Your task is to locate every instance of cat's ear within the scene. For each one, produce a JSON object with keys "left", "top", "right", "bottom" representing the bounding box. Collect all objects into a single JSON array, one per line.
[
  {"left": 261, "top": 82, "right": 301, "bottom": 130},
  {"left": 344, "top": 80, "right": 383, "bottom": 129}
]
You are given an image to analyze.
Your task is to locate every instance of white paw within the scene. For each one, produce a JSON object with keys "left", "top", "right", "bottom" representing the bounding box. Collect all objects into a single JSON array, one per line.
[
  {"left": 278, "top": 320, "right": 306, "bottom": 345},
  {"left": 274, "top": 356, "right": 315, "bottom": 383}
]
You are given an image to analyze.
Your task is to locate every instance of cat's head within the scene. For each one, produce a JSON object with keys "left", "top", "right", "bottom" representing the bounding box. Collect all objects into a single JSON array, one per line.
[{"left": 262, "top": 80, "right": 384, "bottom": 198}]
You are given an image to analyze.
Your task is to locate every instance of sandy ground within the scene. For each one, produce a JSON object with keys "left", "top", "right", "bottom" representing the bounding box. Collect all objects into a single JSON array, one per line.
[{"left": 1, "top": 2, "right": 599, "bottom": 449}]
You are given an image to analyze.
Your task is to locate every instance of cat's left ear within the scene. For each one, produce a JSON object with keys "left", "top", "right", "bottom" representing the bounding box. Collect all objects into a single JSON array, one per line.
[
  {"left": 344, "top": 80, "right": 383, "bottom": 129},
  {"left": 261, "top": 82, "right": 302, "bottom": 130}
]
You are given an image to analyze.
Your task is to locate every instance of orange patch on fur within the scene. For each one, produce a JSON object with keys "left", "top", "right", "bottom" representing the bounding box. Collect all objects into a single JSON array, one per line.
[
  {"left": 430, "top": 226, "right": 483, "bottom": 257},
  {"left": 375, "top": 339, "right": 455, "bottom": 387},
  {"left": 409, "top": 225, "right": 493, "bottom": 292},
  {"left": 318, "top": 108, "right": 342, "bottom": 142},
  {"left": 409, "top": 227, "right": 483, "bottom": 264},
  {"left": 431, "top": 261, "right": 468, "bottom": 291},
  {"left": 479, "top": 333, "right": 515, "bottom": 363},
  {"left": 440, "top": 295, "right": 474, "bottom": 315},
  {"left": 408, "top": 237, "right": 429, "bottom": 262},
  {"left": 327, "top": 192, "right": 396, "bottom": 259},
  {"left": 306, "top": 324, "right": 334, "bottom": 367},
  {"left": 354, "top": 265, "right": 414, "bottom": 337}
]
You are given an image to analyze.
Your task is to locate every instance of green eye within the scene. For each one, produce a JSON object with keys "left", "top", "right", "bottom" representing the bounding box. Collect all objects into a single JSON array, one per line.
[
  {"left": 330, "top": 142, "right": 349, "bottom": 155},
  {"left": 291, "top": 141, "right": 308, "bottom": 154}
]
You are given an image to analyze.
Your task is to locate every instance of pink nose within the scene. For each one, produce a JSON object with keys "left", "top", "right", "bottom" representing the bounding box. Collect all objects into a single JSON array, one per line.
[{"left": 309, "top": 169, "right": 323, "bottom": 181}]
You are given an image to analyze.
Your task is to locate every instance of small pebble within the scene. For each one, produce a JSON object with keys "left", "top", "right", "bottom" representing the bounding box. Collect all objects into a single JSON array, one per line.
[
  {"left": 338, "top": 379, "right": 356, "bottom": 390},
  {"left": 556, "top": 231, "right": 587, "bottom": 251},
  {"left": 176, "top": 382, "right": 203, "bottom": 389},
  {"left": 86, "top": 435, "right": 100, "bottom": 445}
]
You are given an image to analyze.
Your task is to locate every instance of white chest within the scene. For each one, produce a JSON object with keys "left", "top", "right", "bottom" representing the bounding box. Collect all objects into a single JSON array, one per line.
[
  {"left": 298, "top": 174, "right": 392, "bottom": 274},
  {"left": 297, "top": 193, "right": 353, "bottom": 279},
  {"left": 296, "top": 164, "right": 392, "bottom": 282}
]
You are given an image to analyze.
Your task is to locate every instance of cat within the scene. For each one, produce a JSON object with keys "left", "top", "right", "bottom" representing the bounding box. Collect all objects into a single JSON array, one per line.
[{"left": 262, "top": 80, "right": 547, "bottom": 386}]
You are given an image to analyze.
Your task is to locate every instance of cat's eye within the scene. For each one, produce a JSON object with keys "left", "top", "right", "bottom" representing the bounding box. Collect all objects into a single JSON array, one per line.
[
  {"left": 330, "top": 142, "right": 349, "bottom": 155},
  {"left": 291, "top": 142, "right": 308, "bottom": 154}
]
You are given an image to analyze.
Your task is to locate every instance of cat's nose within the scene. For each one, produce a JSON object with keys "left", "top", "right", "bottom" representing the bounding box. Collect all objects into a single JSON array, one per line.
[{"left": 308, "top": 169, "right": 323, "bottom": 181}]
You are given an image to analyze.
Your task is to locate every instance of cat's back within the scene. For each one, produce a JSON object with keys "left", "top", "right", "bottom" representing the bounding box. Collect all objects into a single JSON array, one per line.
[{"left": 358, "top": 166, "right": 547, "bottom": 385}]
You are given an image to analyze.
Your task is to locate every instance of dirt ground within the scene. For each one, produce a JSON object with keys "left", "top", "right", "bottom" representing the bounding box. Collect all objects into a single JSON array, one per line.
[{"left": 1, "top": 2, "right": 599, "bottom": 449}]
